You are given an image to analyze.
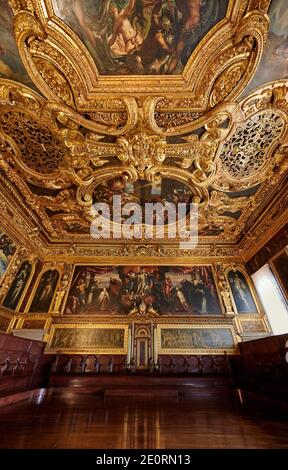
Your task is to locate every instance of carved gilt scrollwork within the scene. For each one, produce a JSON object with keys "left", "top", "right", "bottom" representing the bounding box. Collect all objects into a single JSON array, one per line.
[{"left": 0, "top": 77, "right": 287, "bottom": 247}]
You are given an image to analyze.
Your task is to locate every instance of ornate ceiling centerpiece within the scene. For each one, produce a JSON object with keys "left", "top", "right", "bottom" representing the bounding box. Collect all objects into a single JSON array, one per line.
[{"left": 0, "top": 77, "right": 287, "bottom": 248}]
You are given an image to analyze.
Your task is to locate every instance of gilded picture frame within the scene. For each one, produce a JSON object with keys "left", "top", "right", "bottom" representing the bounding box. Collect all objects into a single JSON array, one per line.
[
  {"left": 25, "top": 268, "right": 61, "bottom": 314},
  {"left": 60, "top": 263, "right": 225, "bottom": 318},
  {"left": 2, "top": 260, "right": 35, "bottom": 312},
  {"left": 0, "top": 234, "right": 18, "bottom": 283},
  {"left": 225, "top": 268, "right": 261, "bottom": 315},
  {"left": 234, "top": 315, "right": 270, "bottom": 335},
  {"left": 45, "top": 323, "right": 129, "bottom": 354},
  {"left": 156, "top": 324, "right": 237, "bottom": 355}
]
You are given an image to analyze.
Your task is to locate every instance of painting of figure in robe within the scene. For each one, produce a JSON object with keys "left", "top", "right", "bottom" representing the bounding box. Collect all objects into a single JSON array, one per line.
[
  {"left": 3, "top": 261, "right": 32, "bottom": 311},
  {"left": 52, "top": 0, "right": 228, "bottom": 75},
  {"left": 64, "top": 265, "right": 223, "bottom": 316},
  {"left": 29, "top": 270, "right": 59, "bottom": 313},
  {"left": 227, "top": 270, "right": 258, "bottom": 314},
  {"left": 0, "top": 230, "right": 16, "bottom": 280}
]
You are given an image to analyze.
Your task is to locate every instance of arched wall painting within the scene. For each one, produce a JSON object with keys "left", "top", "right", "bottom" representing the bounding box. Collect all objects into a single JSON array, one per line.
[
  {"left": 227, "top": 270, "right": 258, "bottom": 314},
  {"left": 52, "top": 0, "right": 228, "bottom": 75},
  {"left": 64, "top": 265, "right": 223, "bottom": 316},
  {"left": 3, "top": 261, "right": 32, "bottom": 310},
  {"left": 29, "top": 270, "right": 59, "bottom": 313},
  {"left": 0, "top": 230, "right": 16, "bottom": 281}
]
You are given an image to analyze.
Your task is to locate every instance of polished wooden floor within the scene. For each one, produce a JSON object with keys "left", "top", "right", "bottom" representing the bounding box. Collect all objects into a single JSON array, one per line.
[{"left": 0, "top": 389, "right": 287, "bottom": 449}]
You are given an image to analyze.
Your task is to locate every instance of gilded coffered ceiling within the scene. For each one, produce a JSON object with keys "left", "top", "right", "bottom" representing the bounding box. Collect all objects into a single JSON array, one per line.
[{"left": 0, "top": 0, "right": 287, "bottom": 261}]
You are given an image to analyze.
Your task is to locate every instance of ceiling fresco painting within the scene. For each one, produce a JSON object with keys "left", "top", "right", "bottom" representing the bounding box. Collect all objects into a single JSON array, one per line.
[
  {"left": 244, "top": 0, "right": 288, "bottom": 95},
  {"left": 52, "top": 0, "right": 228, "bottom": 76},
  {"left": 92, "top": 177, "right": 195, "bottom": 225},
  {"left": 0, "top": 3, "right": 36, "bottom": 89},
  {"left": 7, "top": 0, "right": 271, "bottom": 107}
]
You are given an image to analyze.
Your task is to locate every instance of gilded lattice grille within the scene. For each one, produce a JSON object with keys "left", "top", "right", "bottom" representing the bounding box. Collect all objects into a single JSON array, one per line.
[
  {"left": 1, "top": 111, "right": 66, "bottom": 174},
  {"left": 219, "top": 112, "right": 284, "bottom": 179}
]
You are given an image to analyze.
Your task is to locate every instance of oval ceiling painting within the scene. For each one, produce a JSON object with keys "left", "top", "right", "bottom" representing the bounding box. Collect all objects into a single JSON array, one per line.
[
  {"left": 92, "top": 177, "right": 194, "bottom": 226},
  {"left": 52, "top": 0, "right": 228, "bottom": 75}
]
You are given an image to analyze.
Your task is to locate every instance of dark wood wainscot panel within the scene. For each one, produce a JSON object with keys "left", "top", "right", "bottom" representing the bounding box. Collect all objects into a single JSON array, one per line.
[
  {"left": 237, "top": 334, "right": 288, "bottom": 410},
  {"left": 0, "top": 333, "right": 55, "bottom": 397}
]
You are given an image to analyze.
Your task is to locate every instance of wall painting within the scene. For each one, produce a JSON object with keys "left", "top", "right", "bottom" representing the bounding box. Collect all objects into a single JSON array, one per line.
[
  {"left": 0, "top": 230, "right": 16, "bottom": 281},
  {"left": 227, "top": 270, "right": 258, "bottom": 314},
  {"left": 46, "top": 325, "right": 128, "bottom": 354},
  {"left": 239, "top": 319, "right": 267, "bottom": 334},
  {"left": 64, "top": 265, "right": 223, "bottom": 316},
  {"left": 157, "top": 326, "right": 236, "bottom": 354},
  {"left": 3, "top": 261, "right": 32, "bottom": 311},
  {"left": 29, "top": 269, "right": 59, "bottom": 313}
]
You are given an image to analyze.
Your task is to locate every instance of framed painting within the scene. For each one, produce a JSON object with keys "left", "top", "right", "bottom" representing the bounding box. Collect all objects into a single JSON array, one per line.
[
  {"left": 45, "top": 324, "right": 128, "bottom": 354},
  {"left": 52, "top": 0, "right": 228, "bottom": 76},
  {"left": 157, "top": 325, "right": 236, "bottom": 355},
  {"left": 28, "top": 269, "right": 60, "bottom": 313},
  {"left": 271, "top": 249, "right": 288, "bottom": 300},
  {"left": 2, "top": 261, "right": 33, "bottom": 311},
  {"left": 0, "top": 4, "right": 37, "bottom": 88},
  {"left": 14, "top": 315, "right": 52, "bottom": 331},
  {"left": 63, "top": 265, "right": 223, "bottom": 316},
  {"left": 227, "top": 269, "right": 259, "bottom": 314},
  {"left": 0, "top": 230, "right": 16, "bottom": 281},
  {"left": 235, "top": 314, "right": 271, "bottom": 337},
  {"left": 244, "top": 0, "right": 288, "bottom": 95}
]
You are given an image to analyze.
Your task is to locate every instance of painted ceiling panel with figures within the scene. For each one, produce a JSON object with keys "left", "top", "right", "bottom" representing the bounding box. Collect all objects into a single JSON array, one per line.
[
  {"left": 244, "top": 0, "right": 288, "bottom": 96},
  {"left": 52, "top": 0, "right": 229, "bottom": 76},
  {"left": 0, "top": 0, "right": 286, "bottom": 261},
  {"left": 0, "top": 2, "right": 38, "bottom": 90}
]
